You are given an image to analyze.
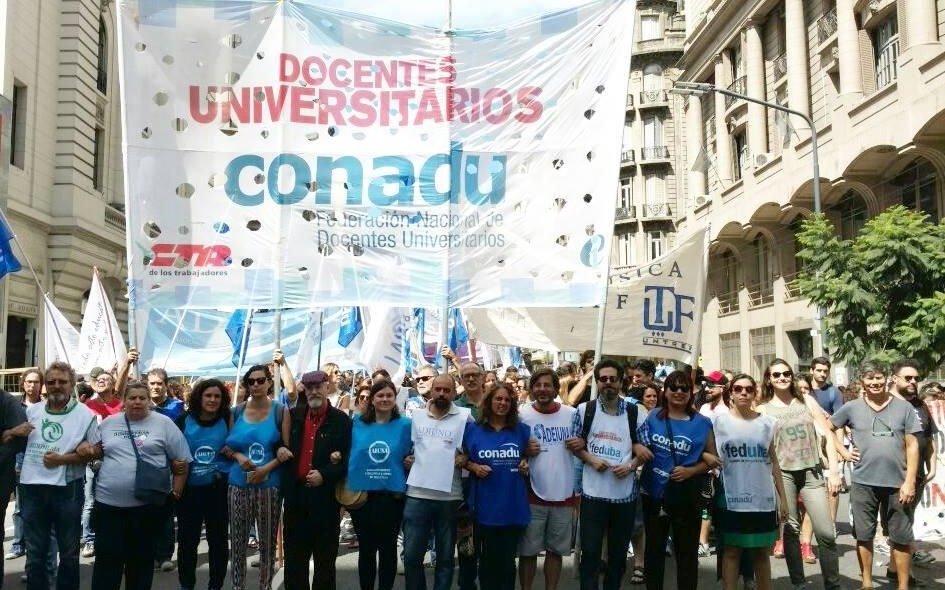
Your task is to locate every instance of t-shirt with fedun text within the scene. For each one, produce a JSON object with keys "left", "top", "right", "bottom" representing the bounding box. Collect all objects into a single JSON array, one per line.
[
  {"left": 830, "top": 397, "right": 921, "bottom": 488},
  {"left": 88, "top": 411, "right": 192, "bottom": 507}
]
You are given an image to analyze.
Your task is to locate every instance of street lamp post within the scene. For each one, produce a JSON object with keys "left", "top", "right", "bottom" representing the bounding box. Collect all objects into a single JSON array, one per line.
[{"left": 671, "top": 81, "right": 826, "bottom": 357}]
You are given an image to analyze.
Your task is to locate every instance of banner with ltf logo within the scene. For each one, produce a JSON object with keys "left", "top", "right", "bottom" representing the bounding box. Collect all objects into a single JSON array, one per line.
[
  {"left": 465, "top": 228, "right": 708, "bottom": 363},
  {"left": 116, "top": 0, "right": 635, "bottom": 310}
]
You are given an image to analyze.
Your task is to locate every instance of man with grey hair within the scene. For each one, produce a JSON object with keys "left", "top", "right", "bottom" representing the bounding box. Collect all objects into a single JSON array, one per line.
[
  {"left": 830, "top": 359, "right": 923, "bottom": 590},
  {"left": 404, "top": 364, "right": 438, "bottom": 418}
]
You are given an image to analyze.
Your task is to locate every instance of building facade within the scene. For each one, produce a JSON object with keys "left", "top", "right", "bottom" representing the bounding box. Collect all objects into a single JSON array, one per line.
[
  {"left": 612, "top": 1, "right": 688, "bottom": 273},
  {"left": 0, "top": 0, "right": 127, "bottom": 374},
  {"left": 677, "top": 0, "right": 945, "bottom": 378}
]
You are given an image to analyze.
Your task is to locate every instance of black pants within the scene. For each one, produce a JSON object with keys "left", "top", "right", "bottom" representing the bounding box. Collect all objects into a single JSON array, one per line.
[
  {"left": 90, "top": 502, "right": 166, "bottom": 590},
  {"left": 579, "top": 497, "right": 635, "bottom": 590},
  {"left": 642, "top": 495, "right": 701, "bottom": 590},
  {"left": 176, "top": 479, "right": 228, "bottom": 590},
  {"left": 284, "top": 504, "right": 341, "bottom": 590},
  {"left": 349, "top": 493, "right": 405, "bottom": 590},
  {"left": 0, "top": 484, "right": 11, "bottom": 588},
  {"left": 475, "top": 524, "right": 524, "bottom": 590}
]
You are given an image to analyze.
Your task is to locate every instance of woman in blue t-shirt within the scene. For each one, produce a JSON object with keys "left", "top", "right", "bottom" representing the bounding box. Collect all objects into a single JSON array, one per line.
[
  {"left": 222, "top": 365, "right": 289, "bottom": 590},
  {"left": 347, "top": 379, "right": 412, "bottom": 590},
  {"left": 175, "top": 378, "right": 232, "bottom": 590},
  {"left": 463, "top": 383, "right": 532, "bottom": 590},
  {"left": 637, "top": 370, "right": 717, "bottom": 590}
]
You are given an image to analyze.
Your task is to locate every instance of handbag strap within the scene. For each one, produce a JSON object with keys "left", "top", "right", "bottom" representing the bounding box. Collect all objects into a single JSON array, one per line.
[
  {"left": 665, "top": 416, "right": 680, "bottom": 467},
  {"left": 124, "top": 413, "right": 143, "bottom": 463}
]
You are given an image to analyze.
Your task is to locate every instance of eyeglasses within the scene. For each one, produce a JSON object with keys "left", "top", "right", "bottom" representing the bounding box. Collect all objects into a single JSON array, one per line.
[
  {"left": 770, "top": 371, "right": 793, "bottom": 379},
  {"left": 246, "top": 377, "right": 268, "bottom": 385},
  {"left": 358, "top": 395, "right": 369, "bottom": 401},
  {"left": 667, "top": 385, "right": 690, "bottom": 393},
  {"left": 732, "top": 385, "right": 756, "bottom": 394},
  {"left": 899, "top": 375, "right": 919, "bottom": 382},
  {"left": 47, "top": 379, "right": 71, "bottom": 386},
  {"left": 416, "top": 375, "right": 434, "bottom": 382},
  {"left": 597, "top": 376, "right": 620, "bottom": 383},
  {"left": 461, "top": 373, "right": 481, "bottom": 379}
]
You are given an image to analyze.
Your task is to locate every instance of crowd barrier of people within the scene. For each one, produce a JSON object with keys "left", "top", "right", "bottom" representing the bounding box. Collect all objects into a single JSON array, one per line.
[{"left": 0, "top": 349, "right": 940, "bottom": 590}]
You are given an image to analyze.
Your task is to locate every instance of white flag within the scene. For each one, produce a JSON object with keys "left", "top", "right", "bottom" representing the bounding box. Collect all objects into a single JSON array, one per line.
[
  {"left": 43, "top": 295, "right": 80, "bottom": 366},
  {"left": 359, "top": 307, "right": 410, "bottom": 378},
  {"left": 465, "top": 229, "right": 708, "bottom": 364},
  {"left": 76, "top": 269, "right": 127, "bottom": 375}
]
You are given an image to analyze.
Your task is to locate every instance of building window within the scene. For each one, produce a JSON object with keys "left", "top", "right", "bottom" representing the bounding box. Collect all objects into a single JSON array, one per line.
[
  {"left": 643, "top": 64, "right": 663, "bottom": 91},
  {"left": 612, "top": 232, "right": 636, "bottom": 267},
  {"left": 647, "top": 230, "right": 665, "bottom": 261},
  {"left": 619, "top": 179, "right": 632, "bottom": 209},
  {"left": 643, "top": 115, "right": 662, "bottom": 148},
  {"left": 722, "top": 250, "right": 739, "bottom": 295},
  {"left": 874, "top": 14, "right": 899, "bottom": 89},
  {"left": 733, "top": 131, "right": 748, "bottom": 180},
  {"left": 892, "top": 158, "right": 938, "bottom": 220},
  {"left": 720, "top": 332, "right": 741, "bottom": 372},
  {"left": 641, "top": 15, "right": 660, "bottom": 40},
  {"left": 750, "top": 326, "right": 776, "bottom": 377},
  {"left": 10, "top": 83, "right": 27, "bottom": 169},
  {"left": 93, "top": 127, "right": 105, "bottom": 190},
  {"left": 836, "top": 191, "right": 867, "bottom": 239},
  {"left": 754, "top": 235, "right": 773, "bottom": 286},
  {"left": 644, "top": 172, "right": 664, "bottom": 205},
  {"left": 97, "top": 17, "right": 108, "bottom": 94}
]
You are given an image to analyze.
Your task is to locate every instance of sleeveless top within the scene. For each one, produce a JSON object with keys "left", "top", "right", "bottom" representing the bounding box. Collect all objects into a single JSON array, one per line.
[
  {"left": 225, "top": 400, "right": 282, "bottom": 489},
  {"left": 581, "top": 407, "right": 635, "bottom": 500},
  {"left": 519, "top": 403, "right": 578, "bottom": 502},
  {"left": 182, "top": 415, "right": 230, "bottom": 487},
  {"left": 714, "top": 412, "right": 778, "bottom": 512},
  {"left": 758, "top": 396, "right": 820, "bottom": 472}
]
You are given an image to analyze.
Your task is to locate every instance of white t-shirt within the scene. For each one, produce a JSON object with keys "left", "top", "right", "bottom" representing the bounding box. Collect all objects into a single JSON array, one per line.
[
  {"left": 21, "top": 400, "right": 96, "bottom": 486},
  {"left": 520, "top": 403, "right": 577, "bottom": 502},
  {"left": 578, "top": 401, "right": 647, "bottom": 501},
  {"left": 89, "top": 411, "right": 192, "bottom": 507},
  {"left": 713, "top": 412, "right": 778, "bottom": 512},
  {"left": 406, "top": 404, "right": 470, "bottom": 500}
]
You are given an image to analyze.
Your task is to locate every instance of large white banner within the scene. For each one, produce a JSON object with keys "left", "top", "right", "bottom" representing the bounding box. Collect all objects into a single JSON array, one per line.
[
  {"left": 117, "top": 0, "right": 635, "bottom": 310},
  {"left": 915, "top": 399, "right": 945, "bottom": 541},
  {"left": 466, "top": 229, "right": 707, "bottom": 363}
]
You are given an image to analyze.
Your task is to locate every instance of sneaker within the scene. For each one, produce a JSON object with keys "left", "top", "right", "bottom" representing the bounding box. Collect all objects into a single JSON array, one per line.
[
  {"left": 698, "top": 543, "right": 711, "bottom": 558},
  {"left": 791, "top": 584, "right": 808, "bottom": 590},
  {"left": 665, "top": 539, "right": 673, "bottom": 557},
  {"left": 801, "top": 543, "right": 816, "bottom": 564},
  {"left": 159, "top": 560, "right": 175, "bottom": 572},
  {"left": 913, "top": 550, "right": 936, "bottom": 565},
  {"left": 885, "top": 569, "right": 927, "bottom": 588},
  {"left": 81, "top": 543, "right": 95, "bottom": 558},
  {"left": 772, "top": 539, "right": 784, "bottom": 558},
  {"left": 247, "top": 536, "right": 258, "bottom": 550},
  {"left": 5, "top": 546, "right": 24, "bottom": 560}
]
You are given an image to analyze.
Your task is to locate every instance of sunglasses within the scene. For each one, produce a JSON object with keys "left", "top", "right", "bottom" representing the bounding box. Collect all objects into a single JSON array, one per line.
[
  {"left": 900, "top": 375, "right": 919, "bottom": 382},
  {"left": 597, "top": 376, "right": 620, "bottom": 383},
  {"left": 667, "top": 385, "right": 690, "bottom": 393},
  {"left": 732, "top": 385, "right": 756, "bottom": 394},
  {"left": 358, "top": 395, "right": 369, "bottom": 401},
  {"left": 246, "top": 377, "right": 268, "bottom": 385},
  {"left": 770, "top": 371, "right": 793, "bottom": 379},
  {"left": 416, "top": 375, "right": 434, "bottom": 382}
]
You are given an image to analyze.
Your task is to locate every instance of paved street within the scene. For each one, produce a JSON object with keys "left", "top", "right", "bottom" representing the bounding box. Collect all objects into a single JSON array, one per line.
[{"left": 3, "top": 495, "right": 943, "bottom": 589}]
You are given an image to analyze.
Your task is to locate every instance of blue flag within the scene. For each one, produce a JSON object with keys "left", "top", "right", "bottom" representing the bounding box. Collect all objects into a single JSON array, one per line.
[
  {"left": 0, "top": 217, "right": 22, "bottom": 280},
  {"left": 225, "top": 309, "right": 252, "bottom": 367},
  {"left": 510, "top": 346, "right": 522, "bottom": 369},
  {"left": 338, "top": 307, "right": 363, "bottom": 347},
  {"left": 448, "top": 308, "right": 469, "bottom": 352}
]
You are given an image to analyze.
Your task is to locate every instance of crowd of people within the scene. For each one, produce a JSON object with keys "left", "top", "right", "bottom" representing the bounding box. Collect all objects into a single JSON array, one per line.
[{"left": 0, "top": 349, "right": 940, "bottom": 590}]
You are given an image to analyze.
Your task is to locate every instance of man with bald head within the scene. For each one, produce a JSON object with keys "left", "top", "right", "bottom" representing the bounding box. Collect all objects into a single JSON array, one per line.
[{"left": 402, "top": 375, "right": 472, "bottom": 590}]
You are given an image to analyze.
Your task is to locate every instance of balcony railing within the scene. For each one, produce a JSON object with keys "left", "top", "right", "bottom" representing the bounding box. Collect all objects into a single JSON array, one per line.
[
  {"left": 639, "top": 89, "right": 668, "bottom": 105},
  {"left": 104, "top": 205, "right": 126, "bottom": 232},
  {"left": 747, "top": 282, "right": 775, "bottom": 308},
  {"left": 621, "top": 149, "right": 636, "bottom": 164},
  {"left": 626, "top": 94, "right": 634, "bottom": 108},
  {"left": 773, "top": 53, "right": 787, "bottom": 80},
  {"left": 614, "top": 206, "right": 637, "bottom": 222},
  {"left": 783, "top": 271, "right": 804, "bottom": 300},
  {"left": 641, "top": 202, "right": 671, "bottom": 219},
  {"left": 718, "top": 290, "right": 739, "bottom": 315},
  {"left": 724, "top": 76, "right": 747, "bottom": 108},
  {"left": 640, "top": 146, "right": 670, "bottom": 160},
  {"left": 817, "top": 7, "right": 837, "bottom": 44}
]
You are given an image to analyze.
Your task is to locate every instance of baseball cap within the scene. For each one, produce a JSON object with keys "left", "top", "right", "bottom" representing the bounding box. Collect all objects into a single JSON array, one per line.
[
  {"left": 300, "top": 370, "right": 329, "bottom": 386},
  {"left": 705, "top": 370, "right": 728, "bottom": 385},
  {"left": 89, "top": 367, "right": 106, "bottom": 379}
]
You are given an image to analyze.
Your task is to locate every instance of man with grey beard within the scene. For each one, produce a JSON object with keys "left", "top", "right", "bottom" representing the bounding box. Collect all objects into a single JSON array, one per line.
[
  {"left": 282, "top": 370, "right": 353, "bottom": 590},
  {"left": 5, "top": 362, "right": 97, "bottom": 590}
]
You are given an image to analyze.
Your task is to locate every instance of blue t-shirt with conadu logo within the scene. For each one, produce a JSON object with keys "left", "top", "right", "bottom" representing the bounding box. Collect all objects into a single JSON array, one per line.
[
  {"left": 347, "top": 415, "right": 412, "bottom": 492},
  {"left": 181, "top": 414, "right": 231, "bottom": 487},
  {"left": 638, "top": 411, "right": 712, "bottom": 499},
  {"left": 463, "top": 421, "right": 532, "bottom": 527}
]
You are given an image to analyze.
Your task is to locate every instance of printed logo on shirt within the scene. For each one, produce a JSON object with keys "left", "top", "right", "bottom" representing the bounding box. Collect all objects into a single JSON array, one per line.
[
  {"left": 248, "top": 442, "right": 266, "bottom": 464},
  {"left": 728, "top": 492, "right": 755, "bottom": 505},
  {"left": 41, "top": 419, "right": 63, "bottom": 443},
  {"left": 415, "top": 425, "right": 456, "bottom": 447},
  {"left": 720, "top": 441, "right": 769, "bottom": 461},
  {"left": 369, "top": 440, "right": 391, "bottom": 464},
  {"left": 194, "top": 445, "right": 216, "bottom": 464},
  {"left": 588, "top": 440, "right": 625, "bottom": 461},
  {"left": 650, "top": 433, "right": 693, "bottom": 454},
  {"left": 477, "top": 442, "right": 520, "bottom": 460},
  {"left": 532, "top": 423, "right": 570, "bottom": 445}
]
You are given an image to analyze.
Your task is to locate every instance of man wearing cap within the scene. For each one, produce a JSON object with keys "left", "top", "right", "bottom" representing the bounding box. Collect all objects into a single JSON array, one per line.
[{"left": 282, "top": 370, "right": 352, "bottom": 590}]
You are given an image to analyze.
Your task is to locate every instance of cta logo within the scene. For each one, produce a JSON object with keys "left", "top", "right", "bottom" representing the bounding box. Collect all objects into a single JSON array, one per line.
[
  {"left": 368, "top": 441, "right": 391, "bottom": 464},
  {"left": 150, "top": 244, "right": 232, "bottom": 268},
  {"left": 194, "top": 445, "right": 216, "bottom": 464}
]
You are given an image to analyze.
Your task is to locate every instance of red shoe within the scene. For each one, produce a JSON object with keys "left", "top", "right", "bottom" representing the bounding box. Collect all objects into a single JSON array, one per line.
[
  {"left": 801, "top": 543, "right": 817, "bottom": 564},
  {"left": 772, "top": 539, "right": 784, "bottom": 558}
]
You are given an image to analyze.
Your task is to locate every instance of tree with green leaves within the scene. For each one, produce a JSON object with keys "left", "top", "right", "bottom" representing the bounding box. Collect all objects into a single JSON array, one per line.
[{"left": 795, "top": 205, "right": 945, "bottom": 372}]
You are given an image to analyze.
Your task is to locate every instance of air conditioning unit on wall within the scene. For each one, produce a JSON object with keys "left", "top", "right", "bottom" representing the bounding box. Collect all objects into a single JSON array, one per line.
[{"left": 754, "top": 152, "right": 774, "bottom": 168}]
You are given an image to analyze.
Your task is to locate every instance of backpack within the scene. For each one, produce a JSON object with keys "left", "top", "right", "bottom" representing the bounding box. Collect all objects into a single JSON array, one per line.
[{"left": 580, "top": 399, "right": 640, "bottom": 446}]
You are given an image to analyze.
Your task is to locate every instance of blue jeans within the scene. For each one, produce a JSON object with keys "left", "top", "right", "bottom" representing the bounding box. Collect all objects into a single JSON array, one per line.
[
  {"left": 402, "top": 497, "right": 459, "bottom": 590},
  {"left": 81, "top": 465, "right": 96, "bottom": 543},
  {"left": 19, "top": 479, "right": 83, "bottom": 590}
]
